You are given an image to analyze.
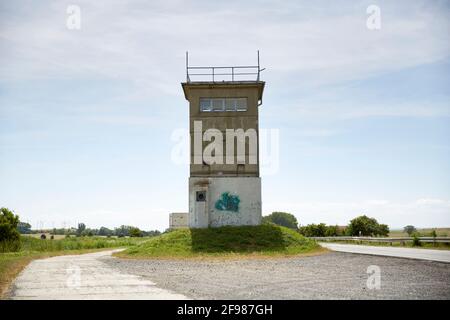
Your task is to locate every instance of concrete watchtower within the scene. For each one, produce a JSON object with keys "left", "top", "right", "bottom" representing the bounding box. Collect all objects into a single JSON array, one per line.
[{"left": 182, "top": 52, "right": 265, "bottom": 228}]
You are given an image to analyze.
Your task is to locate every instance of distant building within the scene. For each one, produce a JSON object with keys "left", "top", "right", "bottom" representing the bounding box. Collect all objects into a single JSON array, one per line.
[
  {"left": 169, "top": 212, "right": 189, "bottom": 229},
  {"left": 180, "top": 52, "right": 265, "bottom": 228}
]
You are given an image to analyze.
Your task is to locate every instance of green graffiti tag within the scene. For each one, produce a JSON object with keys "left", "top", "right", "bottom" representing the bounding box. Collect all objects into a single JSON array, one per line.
[{"left": 215, "top": 192, "right": 240, "bottom": 212}]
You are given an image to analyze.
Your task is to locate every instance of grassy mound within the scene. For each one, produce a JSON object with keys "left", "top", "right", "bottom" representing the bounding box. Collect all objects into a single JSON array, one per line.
[{"left": 117, "top": 225, "right": 321, "bottom": 259}]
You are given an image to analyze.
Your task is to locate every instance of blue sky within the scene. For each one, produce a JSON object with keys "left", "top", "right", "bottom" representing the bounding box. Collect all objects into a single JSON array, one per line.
[{"left": 0, "top": 0, "right": 449, "bottom": 231}]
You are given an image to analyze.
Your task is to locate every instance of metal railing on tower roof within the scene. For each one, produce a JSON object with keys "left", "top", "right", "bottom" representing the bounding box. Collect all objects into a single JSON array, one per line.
[{"left": 185, "top": 51, "right": 265, "bottom": 83}]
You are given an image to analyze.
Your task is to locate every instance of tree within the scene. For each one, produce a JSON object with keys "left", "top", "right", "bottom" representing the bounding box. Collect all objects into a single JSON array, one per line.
[
  {"left": 325, "top": 225, "right": 340, "bottom": 237},
  {"left": 298, "top": 223, "right": 327, "bottom": 237},
  {"left": 115, "top": 225, "right": 131, "bottom": 237},
  {"left": 17, "top": 222, "right": 32, "bottom": 234},
  {"left": 77, "top": 223, "right": 86, "bottom": 236},
  {"left": 0, "top": 207, "right": 20, "bottom": 242},
  {"left": 142, "top": 230, "right": 161, "bottom": 237},
  {"left": 403, "top": 225, "right": 417, "bottom": 236},
  {"left": 262, "top": 212, "right": 298, "bottom": 230},
  {"left": 98, "top": 227, "right": 113, "bottom": 237},
  {"left": 129, "top": 227, "right": 143, "bottom": 237},
  {"left": 376, "top": 224, "right": 390, "bottom": 237},
  {"left": 346, "top": 215, "right": 388, "bottom": 237}
]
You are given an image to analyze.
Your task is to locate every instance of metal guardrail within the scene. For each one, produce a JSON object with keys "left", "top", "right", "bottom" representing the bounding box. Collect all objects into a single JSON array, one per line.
[
  {"left": 185, "top": 51, "right": 265, "bottom": 83},
  {"left": 311, "top": 236, "right": 450, "bottom": 243}
]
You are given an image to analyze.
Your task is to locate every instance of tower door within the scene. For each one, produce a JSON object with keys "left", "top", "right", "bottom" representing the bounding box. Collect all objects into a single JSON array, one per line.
[{"left": 194, "top": 188, "right": 209, "bottom": 228}]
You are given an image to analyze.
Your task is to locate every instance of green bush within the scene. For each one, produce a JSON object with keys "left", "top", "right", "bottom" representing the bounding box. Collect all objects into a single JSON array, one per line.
[
  {"left": 130, "top": 227, "right": 143, "bottom": 237},
  {"left": 412, "top": 234, "right": 421, "bottom": 247},
  {"left": 325, "top": 225, "right": 340, "bottom": 237},
  {"left": 403, "top": 225, "right": 417, "bottom": 236},
  {"left": 346, "top": 215, "right": 389, "bottom": 236},
  {"left": 262, "top": 212, "right": 299, "bottom": 230},
  {"left": 298, "top": 223, "right": 327, "bottom": 237},
  {"left": 0, "top": 208, "right": 20, "bottom": 243},
  {"left": 376, "top": 224, "right": 390, "bottom": 237}
]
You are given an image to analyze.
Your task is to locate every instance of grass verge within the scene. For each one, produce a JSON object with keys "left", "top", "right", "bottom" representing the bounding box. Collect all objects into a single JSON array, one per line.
[{"left": 116, "top": 225, "right": 322, "bottom": 259}]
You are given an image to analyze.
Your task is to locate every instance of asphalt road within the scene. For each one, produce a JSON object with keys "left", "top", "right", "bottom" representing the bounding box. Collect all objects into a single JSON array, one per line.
[{"left": 319, "top": 243, "right": 450, "bottom": 263}]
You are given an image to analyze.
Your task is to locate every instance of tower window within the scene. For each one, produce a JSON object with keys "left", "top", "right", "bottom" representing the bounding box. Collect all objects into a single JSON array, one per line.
[
  {"left": 200, "top": 98, "right": 212, "bottom": 112},
  {"left": 212, "top": 98, "right": 225, "bottom": 111},
  {"left": 235, "top": 98, "right": 247, "bottom": 111},
  {"left": 200, "top": 98, "right": 247, "bottom": 112}
]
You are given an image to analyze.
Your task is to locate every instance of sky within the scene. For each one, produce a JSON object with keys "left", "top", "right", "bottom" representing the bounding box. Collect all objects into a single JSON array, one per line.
[{"left": 0, "top": 0, "right": 449, "bottom": 231}]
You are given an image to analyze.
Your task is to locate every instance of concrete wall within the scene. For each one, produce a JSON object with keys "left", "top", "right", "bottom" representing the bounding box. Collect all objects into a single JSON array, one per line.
[
  {"left": 189, "top": 177, "right": 261, "bottom": 228},
  {"left": 183, "top": 81, "right": 264, "bottom": 228},
  {"left": 182, "top": 82, "right": 264, "bottom": 177},
  {"left": 169, "top": 212, "right": 189, "bottom": 229}
]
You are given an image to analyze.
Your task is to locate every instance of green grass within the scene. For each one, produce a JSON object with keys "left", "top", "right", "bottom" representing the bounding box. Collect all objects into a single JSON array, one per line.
[
  {"left": 0, "top": 236, "right": 146, "bottom": 253},
  {"left": 389, "top": 228, "right": 450, "bottom": 237},
  {"left": 117, "top": 225, "right": 321, "bottom": 259},
  {"left": 0, "top": 236, "right": 149, "bottom": 299}
]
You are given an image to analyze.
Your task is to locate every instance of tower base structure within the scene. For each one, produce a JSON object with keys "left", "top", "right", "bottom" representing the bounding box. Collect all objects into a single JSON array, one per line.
[{"left": 188, "top": 177, "right": 261, "bottom": 228}]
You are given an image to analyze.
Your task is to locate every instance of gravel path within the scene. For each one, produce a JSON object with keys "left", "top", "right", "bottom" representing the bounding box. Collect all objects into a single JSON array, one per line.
[{"left": 103, "top": 252, "right": 450, "bottom": 300}]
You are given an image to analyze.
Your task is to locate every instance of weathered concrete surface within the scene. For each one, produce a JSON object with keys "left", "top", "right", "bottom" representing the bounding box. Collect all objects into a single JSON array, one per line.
[
  {"left": 319, "top": 243, "right": 450, "bottom": 263},
  {"left": 189, "top": 177, "right": 261, "bottom": 228},
  {"left": 8, "top": 250, "right": 188, "bottom": 300},
  {"left": 169, "top": 212, "right": 189, "bottom": 229}
]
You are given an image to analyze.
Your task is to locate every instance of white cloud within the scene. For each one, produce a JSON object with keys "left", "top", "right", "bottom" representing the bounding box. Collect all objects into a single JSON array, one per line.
[
  {"left": 1, "top": 1, "right": 449, "bottom": 229},
  {"left": 0, "top": 0, "right": 448, "bottom": 92}
]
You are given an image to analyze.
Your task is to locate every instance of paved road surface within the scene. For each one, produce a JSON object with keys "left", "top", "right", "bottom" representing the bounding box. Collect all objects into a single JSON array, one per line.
[
  {"left": 319, "top": 243, "right": 450, "bottom": 263},
  {"left": 8, "top": 250, "right": 187, "bottom": 300}
]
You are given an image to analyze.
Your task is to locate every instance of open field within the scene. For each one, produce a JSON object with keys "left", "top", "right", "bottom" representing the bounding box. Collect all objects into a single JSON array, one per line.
[
  {"left": 22, "top": 233, "right": 66, "bottom": 240},
  {"left": 0, "top": 236, "right": 149, "bottom": 299},
  {"left": 117, "top": 225, "right": 321, "bottom": 259},
  {"left": 389, "top": 228, "right": 450, "bottom": 237}
]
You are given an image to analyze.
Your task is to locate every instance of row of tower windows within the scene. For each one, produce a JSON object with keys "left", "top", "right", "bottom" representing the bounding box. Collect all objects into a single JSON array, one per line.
[{"left": 200, "top": 98, "right": 248, "bottom": 112}]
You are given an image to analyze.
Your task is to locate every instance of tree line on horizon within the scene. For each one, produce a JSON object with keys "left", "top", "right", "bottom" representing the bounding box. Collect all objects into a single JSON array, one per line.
[
  {"left": 1, "top": 207, "right": 161, "bottom": 240},
  {"left": 262, "top": 212, "right": 390, "bottom": 237},
  {"left": 262, "top": 212, "right": 443, "bottom": 238},
  {"left": 17, "top": 221, "right": 161, "bottom": 238}
]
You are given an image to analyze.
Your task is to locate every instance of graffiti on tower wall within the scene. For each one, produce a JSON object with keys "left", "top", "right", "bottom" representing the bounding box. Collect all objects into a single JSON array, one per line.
[{"left": 215, "top": 192, "right": 240, "bottom": 212}]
